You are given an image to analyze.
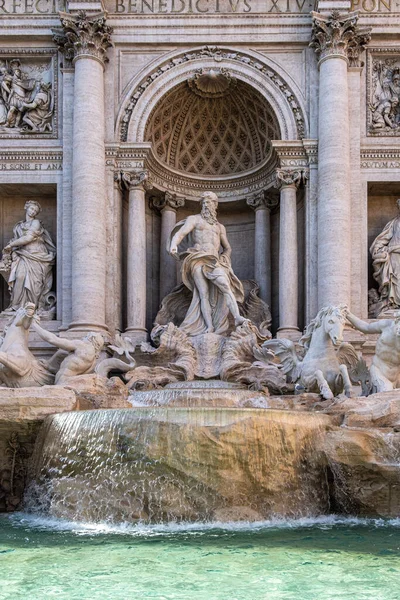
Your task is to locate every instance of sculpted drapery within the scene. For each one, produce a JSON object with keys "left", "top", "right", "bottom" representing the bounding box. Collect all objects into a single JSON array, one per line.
[
  {"left": 1, "top": 201, "right": 56, "bottom": 315},
  {"left": 371, "top": 201, "right": 400, "bottom": 309}
]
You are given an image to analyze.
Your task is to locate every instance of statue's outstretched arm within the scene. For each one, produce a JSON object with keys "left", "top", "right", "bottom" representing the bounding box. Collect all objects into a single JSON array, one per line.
[
  {"left": 32, "top": 321, "right": 78, "bottom": 352},
  {"left": 346, "top": 312, "right": 383, "bottom": 334}
]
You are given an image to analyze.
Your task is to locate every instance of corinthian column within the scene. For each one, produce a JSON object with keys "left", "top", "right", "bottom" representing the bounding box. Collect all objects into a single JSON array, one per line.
[
  {"left": 152, "top": 192, "right": 185, "bottom": 302},
  {"left": 119, "top": 171, "right": 153, "bottom": 343},
  {"left": 276, "top": 168, "right": 302, "bottom": 339},
  {"left": 246, "top": 191, "right": 276, "bottom": 307},
  {"left": 310, "top": 10, "right": 370, "bottom": 309},
  {"left": 54, "top": 12, "right": 113, "bottom": 333}
]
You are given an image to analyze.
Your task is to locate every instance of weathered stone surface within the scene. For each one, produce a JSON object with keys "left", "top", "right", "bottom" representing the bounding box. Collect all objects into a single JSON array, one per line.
[
  {"left": 324, "top": 428, "right": 400, "bottom": 517},
  {"left": 63, "top": 374, "right": 131, "bottom": 410},
  {"left": 0, "top": 386, "right": 77, "bottom": 421}
]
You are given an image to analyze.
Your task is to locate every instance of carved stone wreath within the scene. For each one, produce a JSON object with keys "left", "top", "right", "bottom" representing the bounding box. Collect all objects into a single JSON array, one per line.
[{"left": 119, "top": 46, "right": 306, "bottom": 143}]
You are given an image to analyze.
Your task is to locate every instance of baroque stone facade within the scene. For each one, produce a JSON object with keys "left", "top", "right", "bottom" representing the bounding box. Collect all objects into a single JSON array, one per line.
[{"left": 0, "top": 0, "right": 399, "bottom": 349}]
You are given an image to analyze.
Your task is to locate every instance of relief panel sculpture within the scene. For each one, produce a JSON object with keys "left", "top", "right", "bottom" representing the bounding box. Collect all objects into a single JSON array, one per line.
[
  {"left": 368, "top": 52, "right": 400, "bottom": 135},
  {"left": 0, "top": 52, "right": 56, "bottom": 137}
]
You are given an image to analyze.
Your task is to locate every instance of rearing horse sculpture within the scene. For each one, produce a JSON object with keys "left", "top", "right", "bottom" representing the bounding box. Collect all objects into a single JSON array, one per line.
[
  {"left": 264, "top": 305, "right": 359, "bottom": 400},
  {"left": 0, "top": 302, "right": 54, "bottom": 387}
]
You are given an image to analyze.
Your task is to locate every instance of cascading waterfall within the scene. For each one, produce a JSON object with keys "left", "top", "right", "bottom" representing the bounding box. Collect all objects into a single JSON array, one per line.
[{"left": 24, "top": 407, "right": 335, "bottom": 524}]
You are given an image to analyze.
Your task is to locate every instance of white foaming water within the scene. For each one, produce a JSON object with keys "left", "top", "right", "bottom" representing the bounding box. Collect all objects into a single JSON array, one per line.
[{"left": 6, "top": 512, "right": 400, "bottom": 537}]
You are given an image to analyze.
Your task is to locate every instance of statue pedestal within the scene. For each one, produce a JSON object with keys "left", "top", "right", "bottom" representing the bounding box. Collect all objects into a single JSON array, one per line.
[{"left": 191, "top": 333, "right": 225, "bottom": 379}]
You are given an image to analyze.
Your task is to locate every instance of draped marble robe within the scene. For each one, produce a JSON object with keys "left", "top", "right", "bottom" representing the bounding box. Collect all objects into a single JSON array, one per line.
[
  {"left": 6, "top": 219, "right": 56, "bottom": 313},
  {"left": 371, "top": 214, "right": 400, "bottom": 308}
]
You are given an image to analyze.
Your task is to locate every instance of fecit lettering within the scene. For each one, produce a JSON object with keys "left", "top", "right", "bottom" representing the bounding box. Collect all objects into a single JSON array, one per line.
[{"left": 0, "top": 0, "right": 64, "bottom": 11}]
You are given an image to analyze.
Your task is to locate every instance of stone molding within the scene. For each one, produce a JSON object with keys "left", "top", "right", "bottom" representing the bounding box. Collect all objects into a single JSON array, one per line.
[
  {"left": 115, "top": 169, "right": 153, "bottom": 192},
  {"left": 145, "top": 146, "right": 278, "bottom": 200},
  {"left": 119, "top": 45, "right": 307, "bottom": 142},
  {"left": 310, "top": 10, "right": 371, "bottom": 66},
  {"left": 361, "top": 148, "right": 400, "bottom": 169},
  {"left": 275, "top": 168, "right": 305, "bottom": 189},
  {"left": 53, "top": 11, "right": 113, "bottom": 66},
  {"left": 151, "top": 192, "right": 185, "bottom": 212},
  {"left": 0, "top": 149, "right": 63, "bottom": 171}
]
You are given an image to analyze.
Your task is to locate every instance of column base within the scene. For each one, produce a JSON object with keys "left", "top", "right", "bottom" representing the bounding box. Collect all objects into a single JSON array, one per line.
[
  {"left": 123, "top": 328, "right": 148, "bottom": 345},
  {"left": 65, "top": 321, "right": 110, "bottom": 340},
  {"left": 277, "top": 326, "right": 301, "bottom": 341}
]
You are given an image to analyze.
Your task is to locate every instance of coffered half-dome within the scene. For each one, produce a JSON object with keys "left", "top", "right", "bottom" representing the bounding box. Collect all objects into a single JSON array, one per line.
[{"left": 144, "top": 74, "right": 281, "bottom": 177}]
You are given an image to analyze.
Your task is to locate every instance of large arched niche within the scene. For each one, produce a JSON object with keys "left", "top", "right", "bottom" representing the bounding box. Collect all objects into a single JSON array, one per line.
[
  {"left": 145, "top": 79, "right": 280, "bottom": 177},
  {"left": 116, "top": 47, "right": 308, "bottom": 199}
]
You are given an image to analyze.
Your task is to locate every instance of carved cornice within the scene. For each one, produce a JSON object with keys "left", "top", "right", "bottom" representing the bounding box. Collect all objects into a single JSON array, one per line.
[
  {"left": 145, "top": 146, "right": 278, "bottom": 200},
  {"left": 275, "top": 168, "right": 305, "bottom": 189},
  {"left": 53, "top": 11, "right": 113, "bottom": 66},
  {"left": 115, "top": 169, "right": 153, "bottom": 192},
  {"left": 361, "top": 147, "right": 400, "bottom": 169},
  {"left": 151, "top": 192, "right": 185, "bottom": 211},
  {"left": 120, "top": 46, "right": 306, "bottom": 141},
  {"left": 310, "top": 11, "right": 371, "bottom": 65}
]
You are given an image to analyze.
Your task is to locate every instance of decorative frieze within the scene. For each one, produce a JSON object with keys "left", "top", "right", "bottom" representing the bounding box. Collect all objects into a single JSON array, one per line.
[
  {"left": 310, "top": 10, "right": 371, "bottom": 65},
  {"left": 0, "top": 50, "right": 57, "bottom": 138},
  {"left": 53, "top": 11, "right": 113, "bottom": 66},
  {"left": 367, "top": 50, "right": 400, "bottom": 136},
  {"left": 0, "top": 150, "right": 62, "bottom": 171},
  {"left": 361, "top": 148, "right": 400, "bottom": 168}
]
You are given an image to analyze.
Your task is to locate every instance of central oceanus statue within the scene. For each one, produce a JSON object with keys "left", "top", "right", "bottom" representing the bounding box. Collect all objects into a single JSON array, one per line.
[
  {"left": 264, "top": 305, "right": 359, "bottom": 400},
  {"left": 168, "top": 190, "right": 247, "bottom": 335}
]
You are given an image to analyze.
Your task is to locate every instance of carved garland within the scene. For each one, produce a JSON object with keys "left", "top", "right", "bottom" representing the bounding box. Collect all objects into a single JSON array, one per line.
[{"left": 120, "top": 46, "right": 306, "bottom": 142}]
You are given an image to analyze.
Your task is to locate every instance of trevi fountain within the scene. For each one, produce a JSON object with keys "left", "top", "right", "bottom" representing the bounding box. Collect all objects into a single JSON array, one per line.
[{"left": 0, "top": 1, "right": 399, "bottom": 598}]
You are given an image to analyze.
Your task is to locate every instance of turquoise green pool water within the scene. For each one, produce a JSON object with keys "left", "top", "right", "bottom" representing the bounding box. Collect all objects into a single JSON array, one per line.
[{"left": 0, "top": 514, "right": 399, "bottom": 600}]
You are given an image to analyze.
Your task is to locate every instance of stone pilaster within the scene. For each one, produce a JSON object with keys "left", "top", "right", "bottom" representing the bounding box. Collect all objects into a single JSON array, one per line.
[
  {"left": 54, "top": 11, "right": 113, "bottom": 334},
  {"left": 310, "top": 10, "right": 370, "bottom": 309},
  {"left": 276, "top": 168, "right": 302, "bottom": 339},
  {"left": 152, "top": 192, "right": 185, "bottom": 302},
  {"left": 246, "top": 191, "right": 276, "bottom": 307},
  {"left": 119, "top": 170, "right": 153, "bottom": 343}
]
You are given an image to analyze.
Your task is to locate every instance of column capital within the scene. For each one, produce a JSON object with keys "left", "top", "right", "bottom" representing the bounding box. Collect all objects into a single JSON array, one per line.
[
  {"left": 247, "top": 191, "right": 278, "bottom": 212},
  {"left": 115, "top": 170, "right": 153, "bottom": 192},
  {"left": 151, "top": 192, "right": 185, "bottom": 212},
  {"left": 53, "top": 11, "right": 113, "bottom": 67},
  {"left": 310, "top": 11, "right": 371, "bottom": 66},
  {"left": 275, "top": 168, "right": 304, "bottom": 190}
]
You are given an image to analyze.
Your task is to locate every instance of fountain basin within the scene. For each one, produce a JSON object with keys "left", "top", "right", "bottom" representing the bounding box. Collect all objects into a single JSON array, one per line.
[
  {"left": 129, "top": 380, "right": 270, "bottom": 408},
  {"left": 26, "top": 407, "right": 334, "bottom": 523}
]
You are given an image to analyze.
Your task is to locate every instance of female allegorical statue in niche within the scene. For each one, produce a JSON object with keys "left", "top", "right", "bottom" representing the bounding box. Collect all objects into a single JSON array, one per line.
[
  {"left": 0, "top": 200, "right": 56, "bottom": 316},
  {"left": 370, "top": 198, "right": 400, "bottom": 314}
]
